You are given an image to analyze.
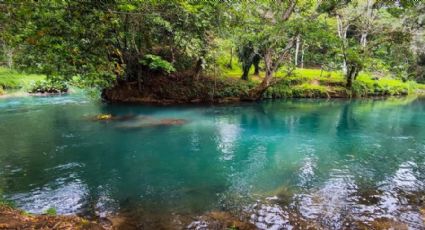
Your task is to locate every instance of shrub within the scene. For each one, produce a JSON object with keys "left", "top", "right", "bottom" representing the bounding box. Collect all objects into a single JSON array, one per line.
[
  {"left": 140, "top": 54, "right": 176, "bottom": 74},
  {"left": 28, "top": 80, "right": 68, "bottom": 94},
  {"left": 353, "top": 74, "right": 413, "bottom": 96},
  {"left": 0, "top": 86, "right": 4, "bottom": 95},
  {"left": 264, "top": 83, "right": 293, "bottom": 99},
  {"left": 292, "top": 84, "right": 328, "bottom": 98},
  {"left": 213, "top": 78, "right": 255, "bottom": 98}
]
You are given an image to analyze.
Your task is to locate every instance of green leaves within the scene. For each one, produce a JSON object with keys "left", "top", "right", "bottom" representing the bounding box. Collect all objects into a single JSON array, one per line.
[
  {"left": 117, "top": 4, "right": 137, "bottom": 12},
  {"left": 140, "top": 54, "right": 176, "bottom": 74},
  {"left": 28, "top": 79, "right": 68, "bottom": 94}
]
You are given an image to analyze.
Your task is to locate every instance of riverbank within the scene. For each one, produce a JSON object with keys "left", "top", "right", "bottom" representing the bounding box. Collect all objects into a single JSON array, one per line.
[
  {"left": 0, "top": 205, "right": 105, "bottom": 229},
  {"left": 0, "top": 204, "right": 256, "bottom": 229},
  {"left": 2, "top": 67, "right": 424, "bottom": 104},
  {"left": 1, "top": 197, "right": 422, "bottom": 230},
  {"left": 102, "top": 68, "right": 425, "bottom": 104},
  {"left": 0, "top": 67, "right": 45, "bottom": 95}
]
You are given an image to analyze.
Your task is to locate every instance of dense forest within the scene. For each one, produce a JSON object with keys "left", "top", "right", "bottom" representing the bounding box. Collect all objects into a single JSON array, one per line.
[{"left": 0, "top": 0, "right": 424, "bottom": 102}]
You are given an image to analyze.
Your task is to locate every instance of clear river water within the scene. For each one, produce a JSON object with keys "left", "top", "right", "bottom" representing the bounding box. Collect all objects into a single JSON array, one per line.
[{"left": 1, "top": 94, "right": 425, "bottom": 229}]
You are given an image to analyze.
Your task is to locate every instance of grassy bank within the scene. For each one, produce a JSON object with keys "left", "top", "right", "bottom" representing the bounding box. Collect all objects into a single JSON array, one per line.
[
  {"left": 221, "top": 67, "right": 425, "bottom": 99},
  {"left": 0, "top": 67, "right": 45, "bottom": 94}
]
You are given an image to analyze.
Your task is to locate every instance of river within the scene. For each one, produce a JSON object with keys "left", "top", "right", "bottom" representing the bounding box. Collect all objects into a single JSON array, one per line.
[{"left": 1, "top": 94, "right": 425, "bottom": 229}]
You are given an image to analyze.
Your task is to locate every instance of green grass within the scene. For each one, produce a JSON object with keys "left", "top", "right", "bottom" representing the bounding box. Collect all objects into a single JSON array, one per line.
[
  {"left": 292, "top": 83, "right": 329, "bottom": 98},
  {"left": 221, "top": 64, "right": 258, "bottom": 80},
  {"left": 1, "top": 63, "right": 423, "bottom": 99},
  {"left": 353, "top": 73, "right": 420, "bottom": 96},
  {"left": 219, "top": 61, "right": 425, "bottom": 98},
  {"left": 45, "top": 207, "right": 57, "bottom": 216},
  {"left": 0, "top": 67, "right": 45, "bottom": 91},
  {"left": 266, "top": 68, "right": 346, "bottom": 98}
]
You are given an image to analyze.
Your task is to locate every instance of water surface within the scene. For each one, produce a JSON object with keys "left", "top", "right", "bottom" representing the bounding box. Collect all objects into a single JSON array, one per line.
[{"left": 1, "top": 94, "right": 425, "bottom": 229}]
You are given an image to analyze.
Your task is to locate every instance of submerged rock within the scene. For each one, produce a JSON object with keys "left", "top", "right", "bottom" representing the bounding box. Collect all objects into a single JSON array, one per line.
[
  {"left": 89, "top": 114, "right": 139, "bottom": 122},
  {"left": 116, "top": 117, "right": 188, "bottom": 129},
  {"left": 351, "top": 217, "right": 409, "bottom": 230},
  {"left": 157, "top": 119, "right": 187, "bottom": 126},
  {"left": 96, "top": 114, "right": 113, "bottom": 121},
  {"left": 88, "top": 113, "right": 188, "bottom": 128}
]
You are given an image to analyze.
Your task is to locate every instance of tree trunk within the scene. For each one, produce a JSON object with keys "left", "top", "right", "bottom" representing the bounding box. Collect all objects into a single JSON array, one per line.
[
  {"left": 253, "top": 54, "right": 260, "bottom": 75},
  {"left": 242, "top": 70, "right": 274, "bottom": 101},
  {"left": 3, "top": 43, "right": 13, "bottom": 69},
  {"left": 241, "top": 59, "right": 252, "bottom": 80},
  {"left": 360, "top": 0, "right": 373, "bottom": 49},
  {"left": 346, "top": 73, "right": 353, "bottom": 88},
  {"left": 337, "top": 15, "right": 348, "bottom": 74},
  {"left": 346, "top": 66, "right": 358, "bottom": 88},
  {"left": 6, "top": 49, "right": 13, "bottom": 69},
  {"left": 254, "top": 63, "right": 260, "bottom": 75},
  {"left": 227, "top": 47, "right": 233, "bottom": 69},
  {"left": 194, "top": 58, "right": 203, "bottom": 81},
  {"left": 243, "top": 51, "right": 275, "bottom": 101},
  {"left": 295, "top": 34, "right": 300, "bottom": 67},
  {"left": 360, "top": 33, "right": 367, "bottom": 48},
  {"left": 241, "top": 66, "right": 250, "bottom": 80},
  {"left": 137, "top": 71, "right": 142, "bottom": 92},
  {"left": 300, "top": 42, "right": 304, "bottom": 69},
  {"left": 342, "top": 59, "right": 347, "bottom": 74}
]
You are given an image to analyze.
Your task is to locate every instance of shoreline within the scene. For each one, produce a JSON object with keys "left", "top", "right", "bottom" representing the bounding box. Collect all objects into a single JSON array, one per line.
[{"left": 1, "top": 89, "right": 422, "bottom": 105}]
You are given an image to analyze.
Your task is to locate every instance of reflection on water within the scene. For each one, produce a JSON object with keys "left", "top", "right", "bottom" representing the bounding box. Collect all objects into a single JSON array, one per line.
[{"left": 1, "top": 95, "right": 425, "bottom": 228}]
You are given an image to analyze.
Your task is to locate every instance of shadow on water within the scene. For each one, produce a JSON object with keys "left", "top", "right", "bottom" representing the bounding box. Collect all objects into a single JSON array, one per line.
[{"left": 1, "top": 95, "right": 425, "bottom": 228}]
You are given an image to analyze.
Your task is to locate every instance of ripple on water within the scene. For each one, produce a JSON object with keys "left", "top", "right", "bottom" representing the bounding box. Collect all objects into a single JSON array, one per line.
[
  {"left": 44, "top": 162, "right": 84, "bottom": 172},
  {"left": 8, "top": 179, "right": 87, "bottom": 214}
]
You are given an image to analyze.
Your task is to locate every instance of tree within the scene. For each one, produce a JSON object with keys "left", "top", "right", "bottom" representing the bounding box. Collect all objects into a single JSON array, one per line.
[{"left": 1, "top": 0, "right": 226, "bottom": 87}]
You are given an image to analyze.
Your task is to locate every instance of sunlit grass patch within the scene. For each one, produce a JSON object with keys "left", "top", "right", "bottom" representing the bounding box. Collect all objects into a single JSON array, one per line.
[
  {"left": 0, "top": 67, "right": 45, "bottom": 90},
  {"left": 353, "top": 74, "right": 420, "bottom": 96},
  {"left": 292, "top": 83, "right": 329, "bottom": 98}
]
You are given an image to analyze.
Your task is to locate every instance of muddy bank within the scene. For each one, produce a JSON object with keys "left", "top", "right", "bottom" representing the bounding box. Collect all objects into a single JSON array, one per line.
[
  {"left": 101, "top": 75, "right": 415, "bottom": 105},
  {"left": 101, "top": 75, "right": 254, "bottom": 105}
]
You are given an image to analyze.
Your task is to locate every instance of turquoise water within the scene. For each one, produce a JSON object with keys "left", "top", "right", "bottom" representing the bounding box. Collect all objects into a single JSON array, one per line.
[{"left": 1, "top": 94, "right": 425, "bottom": 229}]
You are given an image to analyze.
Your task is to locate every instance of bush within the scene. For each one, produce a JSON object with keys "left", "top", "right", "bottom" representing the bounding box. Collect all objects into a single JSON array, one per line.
[
  {"left": 264, "top": 82, "right": 329, "bottom": 99},
  {"left": 353, "top": 74, "right": 413, "bottom": 96},
  {"left": 292, "top": 84, "right": 328, "bottom": 98},
  {"left": 0, "top": 86, "right": 4, "bottom": 95},
  {"left": 28, "top": 80, "right": 68, "bottom": 94},
  {"left": 213, "top": 78, "right": 255, "bottom": 98},
  {"left": 264, "top": 83, "right": 293, "bottom": 99},
  {"left": 140, "top": 54, "right": 176, "bottom": 74}
]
